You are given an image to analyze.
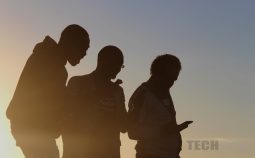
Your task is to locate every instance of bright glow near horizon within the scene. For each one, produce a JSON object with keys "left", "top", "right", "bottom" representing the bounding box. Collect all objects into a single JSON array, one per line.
[{"left": 1, "top": 1, "right": 255, "bottom": 158}]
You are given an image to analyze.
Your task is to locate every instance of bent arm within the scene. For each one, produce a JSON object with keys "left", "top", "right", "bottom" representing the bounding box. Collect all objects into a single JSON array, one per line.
[{"left": 127, "top": 92, "right": 161, "bottom": 140}]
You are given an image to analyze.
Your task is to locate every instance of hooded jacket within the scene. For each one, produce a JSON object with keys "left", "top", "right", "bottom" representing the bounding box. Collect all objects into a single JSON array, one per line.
[{"left": 6, "top": 36, "right": 68, "bottom": 137}]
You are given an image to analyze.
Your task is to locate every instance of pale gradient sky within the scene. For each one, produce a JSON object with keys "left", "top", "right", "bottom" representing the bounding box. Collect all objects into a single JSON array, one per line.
[{"left": 0, "top": 0, "right": 255, "bottom": 158}]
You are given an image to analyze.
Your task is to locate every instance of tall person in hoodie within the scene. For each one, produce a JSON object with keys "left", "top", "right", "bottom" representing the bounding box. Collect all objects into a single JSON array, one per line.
[{"left": 6, "top": 24, "right": 90, "bottom": 158}]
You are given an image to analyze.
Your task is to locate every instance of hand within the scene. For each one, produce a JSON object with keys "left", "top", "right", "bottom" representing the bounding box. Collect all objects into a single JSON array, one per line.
[{"left": 178, "top": 121, "right": 193, "bottom": 131}]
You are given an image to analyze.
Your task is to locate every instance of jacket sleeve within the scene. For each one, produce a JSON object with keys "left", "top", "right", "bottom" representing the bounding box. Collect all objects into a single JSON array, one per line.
[
  {"left": 44, "top": 65, "right": 68, "bottom": 107},
  {"left": 127, "top": 88, "right": 161, "bottom": 140}
]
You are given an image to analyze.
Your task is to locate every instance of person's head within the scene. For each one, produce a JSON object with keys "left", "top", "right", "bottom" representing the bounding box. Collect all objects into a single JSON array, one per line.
[
  {"left": 96, "top": 45, "right": 124, "bottom": 80},
  {"left": 58, "top": 24, "right": 90, "bottom": 66},
  {"left": 150, "top": 54, "right": 181, "bottom": 88}
]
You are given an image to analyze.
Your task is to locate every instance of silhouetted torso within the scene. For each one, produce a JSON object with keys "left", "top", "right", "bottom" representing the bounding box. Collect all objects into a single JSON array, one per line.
[
  {"left": 63, "top": 72, "right": 127, "bottom": 158},
  {"left": 128, "top": 82, "right": 182, "bottom": 158},
  {"left": 7, "top": 36, "right": 68, "bottom": 137}
]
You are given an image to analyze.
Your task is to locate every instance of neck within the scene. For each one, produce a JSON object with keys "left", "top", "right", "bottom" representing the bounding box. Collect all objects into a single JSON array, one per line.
[
  {"left": 147, "top": 76, "right": 170, "bottom": 93},
  {"left": 93, "top": 67, "right": 110, "bottom": 84}
]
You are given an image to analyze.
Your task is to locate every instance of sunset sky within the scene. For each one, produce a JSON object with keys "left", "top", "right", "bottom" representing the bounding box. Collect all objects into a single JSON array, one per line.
[{"left": 0, "top": 0, "right": 254, "bottom": 157}]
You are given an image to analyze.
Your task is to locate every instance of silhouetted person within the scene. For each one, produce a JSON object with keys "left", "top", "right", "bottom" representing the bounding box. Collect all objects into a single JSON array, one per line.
[
  {"left": 6, "top": 24, "right": 90, "bottom": 158},
  {"left": 62, "top": 45, "right": 127, "bottom": 158},
  {"left": 128, "top": 54, "right": 193, "bottom": 158}
]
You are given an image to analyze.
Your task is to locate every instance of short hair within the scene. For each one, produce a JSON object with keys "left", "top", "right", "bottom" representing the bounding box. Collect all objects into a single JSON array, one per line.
[
  {"left": 150, "top": 54, "right": 181, "bottom": 76},
  {"left": 58, "top": 24, "right": 89, "bottom": 45},
  {"left": 98, "top": 45, "right": 123, "bottom": 65}
]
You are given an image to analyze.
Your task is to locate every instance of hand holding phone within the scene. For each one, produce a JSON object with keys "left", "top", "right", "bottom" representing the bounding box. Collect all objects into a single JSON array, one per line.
[{"left": 178, "top": 120, "right": 193, "bottom": 131}]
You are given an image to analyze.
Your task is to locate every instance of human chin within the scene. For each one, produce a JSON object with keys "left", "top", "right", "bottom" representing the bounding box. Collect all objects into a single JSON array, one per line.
[
  {"left": 167, "top": 81, "right": 175, "bottom": 88},
  {"left": 69, "top": 60, "right": 80, "bottom": 66},
  {"left": 110, "top": 73, "right": 117, "bottom": 80}
]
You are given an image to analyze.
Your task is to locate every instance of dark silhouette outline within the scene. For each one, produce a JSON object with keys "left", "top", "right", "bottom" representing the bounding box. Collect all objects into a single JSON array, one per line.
[
  {"left": 62, "top": 45, "right": 127, "bottom": 158},
  {"left": 6, "top": 24, "right": 90, "bottom": 158},
  {"left": 128, "top": 54, "right": 193, "bottom": 158}
]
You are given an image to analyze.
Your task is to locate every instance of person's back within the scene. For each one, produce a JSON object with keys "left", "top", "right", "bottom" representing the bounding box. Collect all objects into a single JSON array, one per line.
[
  {"left": 62, "top": 45, "right": 127, "bottom": 158},
  {"left": 127, "top": 54, "right": 193, "bottom": 158},
  {"left": 6, "top": 24, "right": 90, "bottom": 158},
  {"left": 7, "top": 36, "right": 67, "bottom": 135},
  {"left": 128, "top": 83, "right": 182, "bottom": 158}
]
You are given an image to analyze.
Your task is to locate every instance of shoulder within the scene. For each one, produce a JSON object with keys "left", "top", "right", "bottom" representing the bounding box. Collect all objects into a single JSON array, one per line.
[
  {"left": 109, "top": 79, "right": 124, "bottom": 93},
  {"left": 67, "top": 74, "right": 95, "bottom": 94},
  {"left": 128, "top": 83, "right": 148, "bottom": 110},
  {"left": 68, "top": 76, "right": 81, "bottom": 87},
  {"left": 32, "top": 36, "right": 57, "bottom": 58},
  {"left": 27, "top": 36, "right": 58, "bottom": 70},
  {"left": 68, "top": 74, "right": 92, "bottom": 86},
  {"left": 131, "top": 84, "right": 148, "bottom": 100}
]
